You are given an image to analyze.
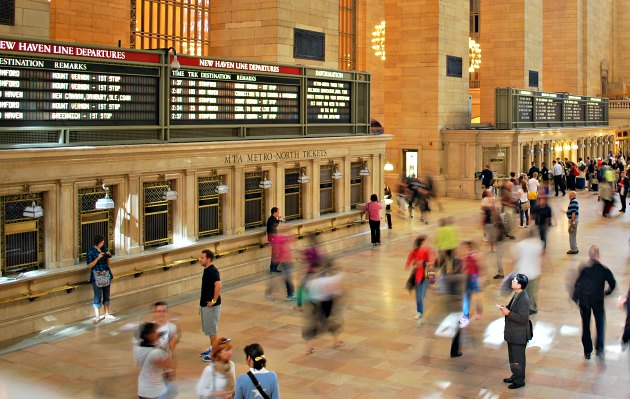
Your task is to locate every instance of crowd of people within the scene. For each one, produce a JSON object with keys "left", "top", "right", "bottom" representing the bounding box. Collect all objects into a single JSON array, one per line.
[{"left": 82, "top": 151, "right": 630, "bottom": 397}]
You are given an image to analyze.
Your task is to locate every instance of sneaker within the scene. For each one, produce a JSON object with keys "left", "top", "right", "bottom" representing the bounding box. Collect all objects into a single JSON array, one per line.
[
  {"left": 199, "top": 348, "right": 212, "bottom": 357},
  {"left": 265, "top": 295, "right": 275, "bottom": 301},
  {"left": 414, "top": 313, "right": 423, "bottom": 319},
  {"left": 104, "top": 314, "right": 118, "bottom": 321},
  {"left": 459, "top": 317, "right": 470, "bottom": 327},
  {"left": 92, "top": 317, "right": 100, "bottom": 325},
  {"left": 285, "top": 295, "right": 297, "bottom": 301},
  {"left": 202, "top": 355, "right": 213, "bottom": 362},
  {"left": 493, "top": 274, "right": 504, "bottom": 279}
]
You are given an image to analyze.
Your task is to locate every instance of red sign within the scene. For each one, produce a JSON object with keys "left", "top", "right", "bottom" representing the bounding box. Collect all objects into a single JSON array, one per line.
[
  {"left": 0, "top": 39, "right": 161, "bottom": 64},
  {"left": 176, "top": 55, "right": 301, "bottom": 75}
]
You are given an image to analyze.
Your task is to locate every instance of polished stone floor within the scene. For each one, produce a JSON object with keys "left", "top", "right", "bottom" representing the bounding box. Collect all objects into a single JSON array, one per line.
[{"left": 1, "top": 189, "right": 629, "bottom": 398}]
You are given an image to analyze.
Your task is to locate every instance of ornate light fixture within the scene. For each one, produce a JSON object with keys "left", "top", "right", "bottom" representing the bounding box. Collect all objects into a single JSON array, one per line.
[
  {"left": 371, "top": 21, "right": 386, "bottom": 61},
  {"left": 384, "top": 161, "right": 394, "bottom": 171},
  {"left": 22, "top": 185, "right": 43, "bottom": 219},
  {"left": 469, "top": 37, "right": 481, "bottom": 73},
  {"left": 571, "top": 143, "right": 578, "bottom": 150},
  {"left": 95, "top": 182, "right": 115, "bottom": 210}
]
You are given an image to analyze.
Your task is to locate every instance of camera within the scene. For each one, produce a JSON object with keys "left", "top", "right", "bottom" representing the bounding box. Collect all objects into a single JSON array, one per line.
[{"left": 102, "top": 247, "right": 112, "bottom": 258}]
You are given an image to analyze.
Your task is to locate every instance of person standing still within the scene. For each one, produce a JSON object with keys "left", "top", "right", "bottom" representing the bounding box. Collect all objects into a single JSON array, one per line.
[
  {"left": 198, "top": 249, "right": 222, "bottom": 362},
  {"left": 86, "top": 234, "right": 115, "bottom": 324},
  {"left": 384, "top": 185, "right": 393, "bottom": 229},
  {"left": 572, "top": 246, "right": 616, "bottom": 360},
  {"left": 498, "top": 274, "right": 532, "bottom": 390},
  {"left": 365, "top": 194, "right": 382, "bottom": 246},
  {"left": 618, "top": 170, "right": 629, "bottom": 213},
  {"left": 266, "top": 207, "right": 282, "bottom": 273},
  {"left": 566, "top": 191, "right": 579, "bottom": 254},
  {"left": 480, "top": 165, "right": 493, "bottom": 190}
]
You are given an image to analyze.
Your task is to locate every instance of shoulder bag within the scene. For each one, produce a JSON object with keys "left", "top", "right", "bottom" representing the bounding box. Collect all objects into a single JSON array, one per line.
[
  {"left": 247, "top": 371, "right": 271, "bottom": 399},
  {"left": 93, "top": 269, "right": 111, "bottom": 287}
]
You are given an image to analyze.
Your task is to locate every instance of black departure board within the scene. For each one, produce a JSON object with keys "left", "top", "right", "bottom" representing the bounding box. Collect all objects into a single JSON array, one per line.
[
  {"left": 169, "top": 70, "right": 300, "bottom": 124},
  {"left": 0, "top": 56, "right": 160, "bottom": 126},
  {"left": 306, "top": 79, "right": 351, "bottom": 123},
  {"left": 496, "top": 88, "right": 609, "bottom": 129}
]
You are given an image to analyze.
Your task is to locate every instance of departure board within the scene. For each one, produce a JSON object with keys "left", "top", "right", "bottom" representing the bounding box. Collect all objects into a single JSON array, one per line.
[
  {"left": 306, "top": 79, "right": 351, "bottom": 123},
  {"left": 496, "top": 88, "right": 609, "bottom": 129},
  {"left": 169, "top": 69, "right": 300, "bottom": 124},
  {"left": 0, "top": 56, "right": 160, "bottom": 126}
]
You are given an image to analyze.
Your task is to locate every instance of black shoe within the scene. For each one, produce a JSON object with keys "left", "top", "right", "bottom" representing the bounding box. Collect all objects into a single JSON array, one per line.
[
  {"left": 584, "top": 353, "right": 591, "bottom": 359},
  {"left": 493, "top": 274, "right": 504, "bottom": 279},
  {"left": 503, "top": 378, "right": 514, "bottom": 383},
  {"left": 567, "top": 250, "right": 579, "bottom": 255},
  {"left": 596, "top": 350, "right": 604, "bottom": 359},
  {"left": 529, "top": 309, "right": 538, "bottom": 315},
  {"left": 563, "top": 193, "right": 566, "bottom": 196},
  {"left": 508, "top": 383, "right": 525, "bottom": 389},
  {"left": 450, "top": 352, "right": 463, "bottom": 358}
]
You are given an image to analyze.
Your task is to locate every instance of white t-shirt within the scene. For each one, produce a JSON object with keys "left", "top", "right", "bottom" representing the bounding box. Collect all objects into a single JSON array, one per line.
[
  {"left": 512, "top": 237, "right": 543, "bottom": 279},
  {"left": 527, "top": 178, "right": 539, "bottom": 193},
  {"left": 197, "top": 361, "right": 236, "bottom": 398},
  {"left": 517, "top": 188, "right": 528, "bottom": 203},
  {"left": 134, "top": 346, "right": 168, "bottom": 398},
  {"left": 155, "top": 321, "right": 178, "bottom": 350},
  {"left": 552, "top": 163, "right": 563, "bottom": 176}
]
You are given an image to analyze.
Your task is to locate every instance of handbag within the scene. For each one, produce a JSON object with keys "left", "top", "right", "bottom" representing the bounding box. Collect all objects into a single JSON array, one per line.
[
  {"left": 405, "top": 267, "right": 417, "bottom": 291},
  {"left": 93, "top": 270, "right": 111, "bottom": 287},
  {"left": 527, "top": 191, "right": 537, "bottom": 200},
  {"left": 247, "top": 371, "right": 271, "bottom": 399},
  {"left": 520, "top": 201, "right": 530, "bottom": 211}
]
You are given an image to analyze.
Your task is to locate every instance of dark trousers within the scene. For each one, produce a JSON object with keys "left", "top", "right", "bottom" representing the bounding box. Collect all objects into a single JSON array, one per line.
[
  {"left": 369, "top": 219, "right": 380, "bottom": 244},
  {"left": 386, "top": 206, "right": 392, "bottom": 228},
  {"left": 507, "top": 342, "right": 526, "bottom": 384},
  {"left": 538, "top": 224, "right": 548, "bottom": 249},
  {"left": 567, "top": 175, "right": 576, "bottom": 190},
  {"left": 554, "top": 175, "right": 565, "bottom": 195},
  {"left": 579, "top": 301, "right": 606, "bottom": 355},
  {"left": 450, "top": 328, "right": 461, "bottom": 356},
  {"left": 620, "top": 194, "right": 627, "bottom": 212}
]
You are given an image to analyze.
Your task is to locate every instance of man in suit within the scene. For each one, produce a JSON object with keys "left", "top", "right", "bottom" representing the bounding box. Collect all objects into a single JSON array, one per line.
[{"left": 498, "top": 273, "right": 532, "bottom": 389}]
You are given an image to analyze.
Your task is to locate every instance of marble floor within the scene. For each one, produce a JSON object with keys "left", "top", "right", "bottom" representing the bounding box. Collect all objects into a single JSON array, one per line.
[{"left": 1, "top": 189, "right": 630, "bottom": 398}]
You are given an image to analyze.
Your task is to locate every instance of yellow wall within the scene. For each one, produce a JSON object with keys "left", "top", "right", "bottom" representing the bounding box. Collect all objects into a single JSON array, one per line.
[
  {"left": 543, "top": 0, "right": 581, "bottom": 94},
  {"left": 50, "top": 0, "right": 130, "bottom": 46},
  {"left": 0, "top": 0, "right": 49, "bottom": 40},
  {"left": 583, "top": 0, "right": 613, "bottom": 96}
]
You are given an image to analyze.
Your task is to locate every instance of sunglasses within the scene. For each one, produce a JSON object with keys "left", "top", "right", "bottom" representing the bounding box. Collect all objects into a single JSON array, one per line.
[{"left": 217, "top": 337, "right": 232, "bottom": 345}]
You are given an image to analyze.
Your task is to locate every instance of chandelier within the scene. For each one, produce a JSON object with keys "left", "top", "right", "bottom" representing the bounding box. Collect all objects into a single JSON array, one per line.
[
  {"left": 371, "top": 21, "right": 386, "bottom": 61},
  {"left": 469, "top": 37, "right": 481, "bottom": 72}
]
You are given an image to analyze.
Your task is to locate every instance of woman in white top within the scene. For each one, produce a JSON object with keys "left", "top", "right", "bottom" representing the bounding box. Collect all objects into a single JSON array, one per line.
[
  {"left": 517, "top": 181, "right": 529, "bottom": 227},
  {"left": 134, "top": 322, "right": 175, "bottom": 399},
  {"left": 197, "top": 337, "right": 236, "bottom": 399}
]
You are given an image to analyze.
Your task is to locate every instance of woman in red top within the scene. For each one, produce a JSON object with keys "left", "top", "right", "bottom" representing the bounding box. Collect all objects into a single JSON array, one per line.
[
  {"left": 364, "top": 194, "right": 383, "bottom": 246},
  {"left": 405, "top": 235, "right": 434, "bottom": 319}
]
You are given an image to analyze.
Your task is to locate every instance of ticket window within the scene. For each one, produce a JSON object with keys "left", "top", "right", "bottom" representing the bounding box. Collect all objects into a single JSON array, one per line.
[{"left": 482, "top": 147, "right": 509, "bottom": 178}]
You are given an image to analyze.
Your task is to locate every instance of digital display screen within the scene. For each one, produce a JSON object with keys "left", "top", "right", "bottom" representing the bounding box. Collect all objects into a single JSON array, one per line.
[
  {"left": 0, "top": 57, "right": 160, "bottom": 126},
  {"left": 563, "top": 100, "right": 585, "bottom": 121},
  {"left": 514, "top": 92, "right": 607, "bottom": 125},
  {"left": 306, "top": 79, "right": 351, "bottom": 123},
  {"left": 169, "top": 69, "right": 300, "bottom": 124},
  {"left": 534, "top": 97, "right": 562, "bottom": 122},
  {"left": 586, "top": 102, "right": 605, "bottom": 121}
]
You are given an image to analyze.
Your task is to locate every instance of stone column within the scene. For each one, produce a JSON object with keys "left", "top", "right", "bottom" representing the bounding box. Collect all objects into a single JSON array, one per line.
[
  {"left": 57, "top": 180, "right": 76, "bottom": 267},
  {"left": 231, "top": 167, "right": 244, "bottom": 235},
  {"left": 304, "top": 161, "right": 316, "bottom": 219},
  {"left": 126, "top": 174, "right": 142, "bottom": 255},
  {"left": 183, "top": 170, "right": 196, "bottom": 240}
]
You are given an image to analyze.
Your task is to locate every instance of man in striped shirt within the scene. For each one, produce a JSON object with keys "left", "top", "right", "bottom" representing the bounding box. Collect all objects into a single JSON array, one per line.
[{"left": 566, "top": 191, "right": 579, "bottom": 254}]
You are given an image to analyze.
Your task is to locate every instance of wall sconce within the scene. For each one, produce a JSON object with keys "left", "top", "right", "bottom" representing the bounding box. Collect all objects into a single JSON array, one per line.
[
  {"left": 95, "top": 181, "right": 115, "bottom": 209},
  {"left": 331, "top": 161, "right": 343, "bottom": 179},
  {"left": 259, "top": 171, "right": 272, "bottom": 189},
  {"left": 384, "top": 161, "right": 394, "bottom": 171},
  {"left": 359, "top": 160, "right": 371, "bottom": 176},
  {"left": 160, "top": 175, "right": 178, "bottom": 201},
  {"left": 22, "top": 185, "right": 43, "bottom": 219},
  {"left": 469, "top": 37, "right": 481, "bottom": 72},
  {"left": 571, "top": 143, "right": 578, "bottom": 150},
  {"left": 210, "top": 170, "right": 229, "bottom": 194},
  {"left": 554, "top": 145, "right": 563, "bottom": 152},
  {"left": 563, "top": 144, "right": 571, "bottom": 151},
  {"left": 371, "top": 21, "right": 386, "bottom": 61},
  {"left": 297, "top": 167, "right": 311, "bottom": 184},
  {"left": 166, "top": 47, "right": 180, "bottom": 69}
]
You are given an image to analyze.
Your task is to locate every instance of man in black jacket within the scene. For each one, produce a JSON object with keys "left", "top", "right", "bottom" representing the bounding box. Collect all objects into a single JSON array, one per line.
[
  {"left": 527, "top": 162, "right": 539, "bottom": 179},
  {"left": 572, "top": 246, "right": 616, "bottom": 360},
  {"left": 480, "top": 165, "right": 493, "bottom": 190}
]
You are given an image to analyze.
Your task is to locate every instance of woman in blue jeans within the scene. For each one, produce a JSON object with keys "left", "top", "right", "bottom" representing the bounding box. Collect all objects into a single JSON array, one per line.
[
  {"left": 405, "top": 235, "right": 434, "bottom": 319},
  {"left": 86, "top": 234, "right": 115, "bottom": 323}
]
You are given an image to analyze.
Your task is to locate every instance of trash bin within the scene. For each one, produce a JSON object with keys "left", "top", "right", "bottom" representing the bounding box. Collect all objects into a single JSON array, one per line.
[{"left": 576, "top": 177, "right": 585, "bottom": 190}]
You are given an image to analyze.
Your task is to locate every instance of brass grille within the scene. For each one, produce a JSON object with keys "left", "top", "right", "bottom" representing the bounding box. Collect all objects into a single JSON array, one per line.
[
  {"left": 78, "top": 187, "right": 115, "bottom": 260},
  {"left": 350, "top": 161, "right": 363, "bottom": 208},
  {"left": 245, "top": 172, "right": 264, "bottom": 229},
  {"left": 284, "top": 168, "right": 302, "bottom": 221},
  {"left": 132, "top": 0, "right": 212, "bottom": 57},
  {"left": 198, "top": 176, "right": 222, "bottom": 238},
  {"left": 320, "top": 165, "right": 335, "bottom": 214},
  {"left": 1, "top": 193, "right": 44, "bottom": 275},
  {"left": 339, "top": 0, "right": 356, "bottom": 70},
  {"left": 143, "top": 182, "right": 173, "bottom": 247}
]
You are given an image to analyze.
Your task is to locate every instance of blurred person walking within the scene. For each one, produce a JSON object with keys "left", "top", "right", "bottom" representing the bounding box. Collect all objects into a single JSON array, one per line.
[
  {"left": 265, "top": 230, "right": 296, "bottom": 301},
  {"left": 572, "top": 246, "right": 616, "bottom": 360},
  {"left": 234, "top": 344, "right": 280, "bottom": 399},
  {"left": 461, "top": 241, "right": 483, "bottom": 324},
  {"left": 435, "top": 217, "right": 460, "bottom": 275},
  {"left": 364, "top": 194, "right": 382, "bottom": 246},
  {"left": 266, "top": 207, "right": 283, "bottom": 273},
  {"left": 196, "top": 337, "right": 236, "bottom": 399},
  {"left": 500, "top": 181, "right": 516, "bottom": 239},
  {"left": 498, "top": 274, "right": 532, "bottom": 390},
  {"left": 152, "top": 301, "right": 178, "bottom": 390},
  {"left": 404, "top": 235, "right": 435, "bottom": 319},
  {"left": 512, "top": 230, "right": 544, "bottom": 314},
  {"left": 134, "top": 322, "right": 177, "bottom": 399},
  {"left": 620, "top": 282, "right": 630, "bottom": 351},
  {"left": 533, "top": 196, "right": 553, "bottom": 251}
]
